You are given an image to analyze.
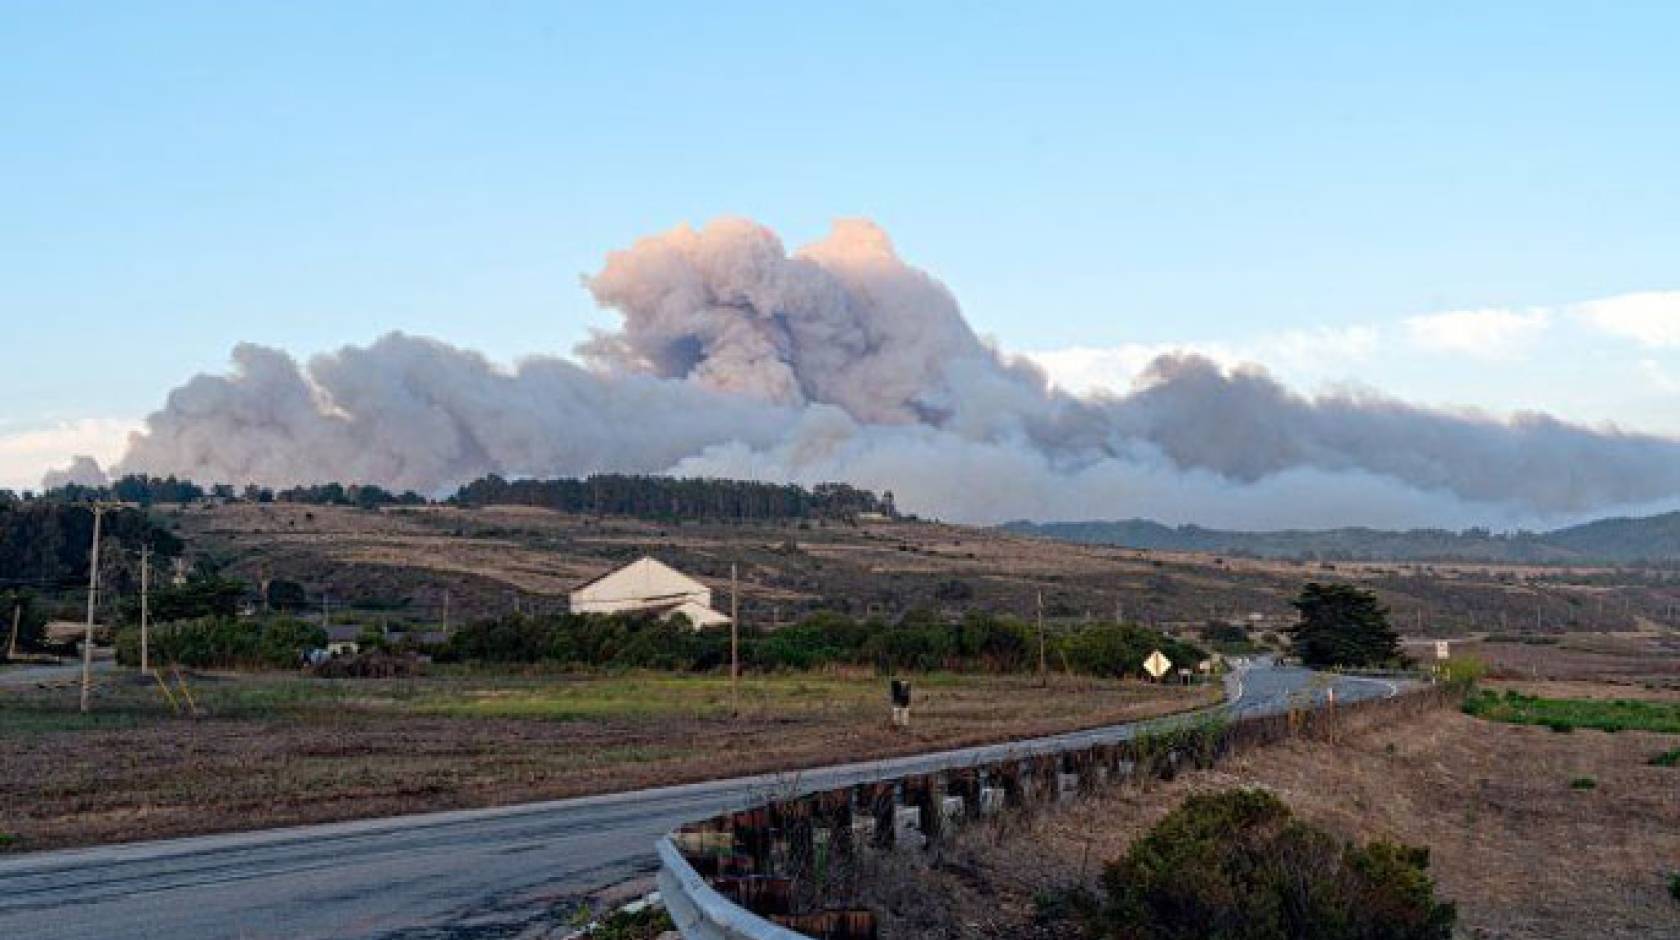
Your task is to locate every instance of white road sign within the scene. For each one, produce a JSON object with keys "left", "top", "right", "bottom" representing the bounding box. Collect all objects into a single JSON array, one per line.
[
  {"left": 1435, "top": 640, "right": 1450, "bottom": 661},
  {"left": 1144, "top": 650, "right": 1172, "bottom": 679}
]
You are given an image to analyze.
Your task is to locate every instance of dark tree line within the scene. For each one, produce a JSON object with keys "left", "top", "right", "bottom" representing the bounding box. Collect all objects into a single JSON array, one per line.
[
  {"left": 0, "top": 501, "right": 182, "bottom": 589},
  {"left": 448, "top": 474, "right": 897, "bottom": 522},
  {"left": 24, "top": 471, "right": 896, "bottom": 524},
  {"left": 272, "top": 482, "right": 428, "bottom": 508}
]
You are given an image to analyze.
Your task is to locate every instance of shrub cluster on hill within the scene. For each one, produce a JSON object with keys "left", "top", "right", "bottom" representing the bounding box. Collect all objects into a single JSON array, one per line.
[
  {"left": 439, "top": 608, "right": 1205, "bottom": 677},
  {"left": 1089, "top": 789, "right": 1455, "bottom": 939}
]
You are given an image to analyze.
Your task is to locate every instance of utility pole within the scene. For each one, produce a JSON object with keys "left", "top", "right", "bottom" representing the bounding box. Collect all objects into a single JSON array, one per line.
[
  {"left": 322, "top": 591, "right": 330, "bottom": 631},
  {"left": 730, "top": 563, "right": 740, "bottom": 716},
  {"left": 80, "top": 504, "right": 105, "bottom": 714},
  {"left": 140, "top": 544, "right": 151, "bottom": 675},
  {"left": 7, "top": 602, "right": 20, "bottom": 660},
  {"left": 442, "top": 589, "right": 451, "bottom": 634},
  {"left": 1036, "top": 588, "right": 1047, "bottom": 686}
]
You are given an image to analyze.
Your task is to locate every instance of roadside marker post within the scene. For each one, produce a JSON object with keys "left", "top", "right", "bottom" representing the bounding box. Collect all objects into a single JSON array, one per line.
[{"left": 890, "top": 678, "right": 912, "bottom": 728}]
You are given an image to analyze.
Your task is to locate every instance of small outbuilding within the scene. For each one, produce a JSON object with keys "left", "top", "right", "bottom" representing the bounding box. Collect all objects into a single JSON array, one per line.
[{"left": 569, "top": 557, "right": 731, "bottom": 629}]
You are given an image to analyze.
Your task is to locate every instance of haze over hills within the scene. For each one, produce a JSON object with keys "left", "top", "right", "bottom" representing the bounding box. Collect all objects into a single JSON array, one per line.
[{"left": 1002, "top": 511, "right": 1680, "bottom": 565}]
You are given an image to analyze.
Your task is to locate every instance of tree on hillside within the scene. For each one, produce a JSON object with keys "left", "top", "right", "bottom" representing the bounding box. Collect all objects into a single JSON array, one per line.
[{"left": 1287, "top": 581, "right": 1405, "bottom": 668}]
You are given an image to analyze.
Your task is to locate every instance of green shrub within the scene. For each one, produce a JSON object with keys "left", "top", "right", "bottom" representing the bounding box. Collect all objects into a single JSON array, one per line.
[
  {"left": 1438, "top": 656, "right": 1486, "bottom": 692},
  {"left": 1569, "top": 776, "right": 1596, "bottom": 790},
  {"left": 1093, "top": 789, "right": 1455, "bottom": 939},
  {"left": 441, "top": 608, "right": 1199, "bottom": 678},
  {"left": 257, "top": 618, "right": 328, "bottom": 667},
  {"left": 1669, "top": 872, "right": 1680, "bottom": 904},
  {"left": 1650, "top": 748, "right": 1680, "bottom": 768},
  {"left": 1463, "top": 690, "right": 1680, "bottom": 734},
  {"left": 590, "top": 904, "right": 673, "bottom": 940},
  {"left": 116, "top": 616, "right": 325, "bottom": 670},
  {"left": 1059, "top": 622, "right": 1205, "bottom": 679}
]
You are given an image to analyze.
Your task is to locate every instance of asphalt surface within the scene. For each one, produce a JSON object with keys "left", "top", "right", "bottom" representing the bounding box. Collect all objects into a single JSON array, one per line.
[
  {"left": 0, "top": 656, "right": 113, "bottom": 690},
  {"left": 0, "top": 662, "right": 1400, "bottom": 939}
]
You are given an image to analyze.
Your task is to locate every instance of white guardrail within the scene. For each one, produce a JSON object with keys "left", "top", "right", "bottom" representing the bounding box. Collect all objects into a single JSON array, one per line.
[{"left": 656, "top": 836, "right": 808, "bottom": 940}]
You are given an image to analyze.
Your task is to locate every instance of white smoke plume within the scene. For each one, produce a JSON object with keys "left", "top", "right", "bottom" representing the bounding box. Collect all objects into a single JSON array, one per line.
[
  {"left": 41, "top": 455, "right": 110, "bottom": 490},
  {"left": 91, "top": 216, "right": 1680, "bottom": 529}
]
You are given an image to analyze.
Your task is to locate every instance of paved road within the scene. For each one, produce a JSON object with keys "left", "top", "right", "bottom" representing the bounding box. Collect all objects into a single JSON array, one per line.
[
  {"left": 0, "top": 662, "right": 1400, "bottom": 940},
  {"left": 0, "top": 656, "right": 112, "bottom": 690}
]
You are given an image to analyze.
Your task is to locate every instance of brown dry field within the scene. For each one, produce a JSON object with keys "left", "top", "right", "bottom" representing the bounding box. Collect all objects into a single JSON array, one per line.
[
  {"left": 862, "top": 703, "right": 1680, "bottom": 940},
  {"left": 160, "top": 502, "right": 1680, "bottom": 634},
  {"left": 0, "top": 671, "right": 1216, "bottom": 853},
  {"left": 1465, "top": 635, "right": 1680, "bottom": 692}
]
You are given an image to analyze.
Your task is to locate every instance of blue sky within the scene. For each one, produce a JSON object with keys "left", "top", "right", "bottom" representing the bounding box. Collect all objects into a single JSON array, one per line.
[{"left": 4, "top": 2, "right": 1679, "bottom": 489}]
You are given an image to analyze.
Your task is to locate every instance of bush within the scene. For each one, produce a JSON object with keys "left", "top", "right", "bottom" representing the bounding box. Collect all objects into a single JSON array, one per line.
[
  {"left": 1569, "top": 776, "right": 1597, "bottom": 790},
  {"left": 1438, "top": 656, "right": 1486, "bottom": 692},
  {"left": 1209, "top": 621, "right": 1249, "bottom": 651},
  {"left": 1093, "top": 789, "right": 1455, "bottom": 939},
  {"left": 439, "top": 607, "right": 1201, "bottom": 679},
  {"left": 116, "top": 616, "right": 324, "bottom": 670},
  {"left": 257, "top": 618, "right": 327, "bottom": 667},
  {"left": 1060, "top": 622, "right": 1205, "bottom": 679}
]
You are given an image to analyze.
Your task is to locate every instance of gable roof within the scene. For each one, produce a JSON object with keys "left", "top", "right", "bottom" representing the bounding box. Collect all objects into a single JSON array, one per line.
[{"left": 571, "top": 556, "right": 710, "bottom": 600}]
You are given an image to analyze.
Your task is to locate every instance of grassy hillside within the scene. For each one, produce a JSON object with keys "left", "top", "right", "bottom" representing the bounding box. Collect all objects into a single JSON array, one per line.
[{"left": 139, "top": 502, "right": 1680, "bottom": 637}]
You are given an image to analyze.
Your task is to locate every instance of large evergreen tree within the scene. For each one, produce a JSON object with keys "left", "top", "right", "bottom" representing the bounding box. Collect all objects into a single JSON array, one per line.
[{"left": 1287, "top": 581, "right": 1404, "bottom": 668}]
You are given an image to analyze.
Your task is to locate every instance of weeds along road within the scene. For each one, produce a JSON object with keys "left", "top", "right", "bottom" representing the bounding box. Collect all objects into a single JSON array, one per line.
[{"left": 0, "top": 662, "right": 1399, "bottom": 940}]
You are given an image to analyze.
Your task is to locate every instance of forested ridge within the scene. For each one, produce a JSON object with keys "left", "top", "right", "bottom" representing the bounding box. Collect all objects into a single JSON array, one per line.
[{"left": 448, "top": 474, "right": 897, "bottom": 521}]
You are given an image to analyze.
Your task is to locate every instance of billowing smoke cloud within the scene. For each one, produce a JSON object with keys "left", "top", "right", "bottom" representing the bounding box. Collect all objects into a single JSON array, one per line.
[
  {"left": 41, "top": 455, "right": 110, "bottom": 490},
  {"left": 92, "top": 217, "right": 1680, "bottom": 529}
]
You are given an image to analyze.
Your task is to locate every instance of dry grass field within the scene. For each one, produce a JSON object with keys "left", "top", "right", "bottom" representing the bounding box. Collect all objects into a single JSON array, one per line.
[
  {"left": 157, "top": 502, "right": 1680, "bottom": 635},
  {"left": 864, "top": 707, "right": 1680, "bottom": 939},
  {"left": 0, "top": 669, "right": 1216, "bottom": 853},
  {"left": 859, "top": 638, "right": 1680, "bottom": 940}
]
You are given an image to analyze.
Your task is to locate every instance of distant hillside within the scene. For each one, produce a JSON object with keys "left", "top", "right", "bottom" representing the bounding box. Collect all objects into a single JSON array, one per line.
[{"left": 1001, "top": 512, "right": 1680, "bottom": 565}]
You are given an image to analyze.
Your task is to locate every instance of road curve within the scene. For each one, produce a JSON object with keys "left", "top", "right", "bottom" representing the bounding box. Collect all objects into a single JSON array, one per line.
[{"left": 0, "top": 663, "right": 1396, "bottom": 939}]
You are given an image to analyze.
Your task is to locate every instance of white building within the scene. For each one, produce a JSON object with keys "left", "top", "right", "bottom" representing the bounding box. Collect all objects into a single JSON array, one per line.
[{"left": 568, "top": 557, "right": 731, "bottom": 629}]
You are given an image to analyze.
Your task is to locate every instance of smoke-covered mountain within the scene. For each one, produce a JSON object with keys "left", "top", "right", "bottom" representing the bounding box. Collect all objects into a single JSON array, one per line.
[
  {"left": 51, "top": 217, "right": 1680, "bottom": 531},
  {"left": 1002, "top": 511, "right": 1680, "bottom": 565}
]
